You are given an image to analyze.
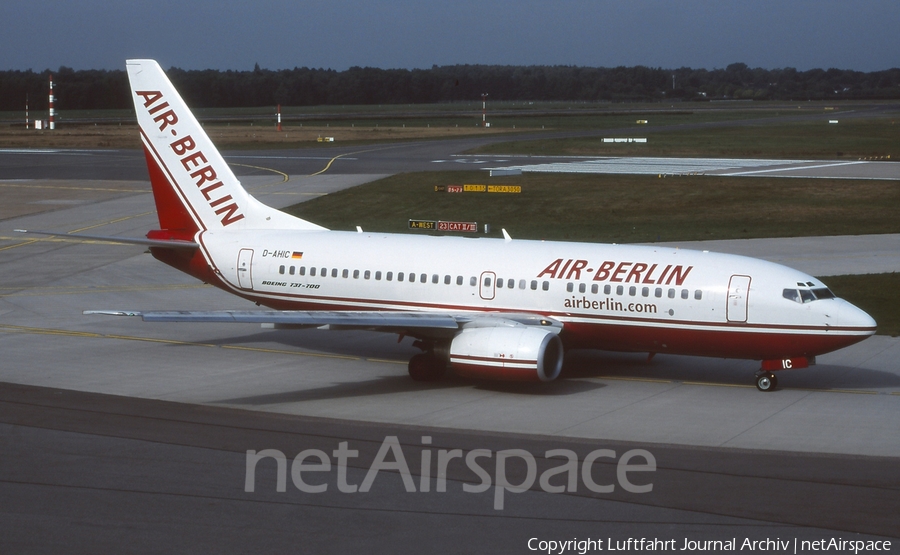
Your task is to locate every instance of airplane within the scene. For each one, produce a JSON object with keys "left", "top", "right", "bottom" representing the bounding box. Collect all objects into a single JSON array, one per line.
[{"left": 18, "top": 59, "right": 877, "bottom": 392}]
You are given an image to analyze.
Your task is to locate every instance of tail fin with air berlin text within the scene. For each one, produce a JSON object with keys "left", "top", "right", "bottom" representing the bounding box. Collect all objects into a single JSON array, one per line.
[{"left": 125, "top": 59, "right": 325, "bottom": 236}]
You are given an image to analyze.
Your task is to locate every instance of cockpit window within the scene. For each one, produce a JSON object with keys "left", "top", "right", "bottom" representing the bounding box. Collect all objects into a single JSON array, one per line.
[
  {"left": 783, "top": 287, "right": 836, "bottom": 304},
  {"left": 782, "top": 289, "right": 801, "bottom": 303},
  {"left": 812, "top": 288, "right": 835, "bottom": 300}
]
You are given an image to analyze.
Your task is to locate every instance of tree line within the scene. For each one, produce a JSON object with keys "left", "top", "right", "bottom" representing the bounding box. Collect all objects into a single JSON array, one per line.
[{"left": 2, "top": 63, "right": 899, "bottom": 112}]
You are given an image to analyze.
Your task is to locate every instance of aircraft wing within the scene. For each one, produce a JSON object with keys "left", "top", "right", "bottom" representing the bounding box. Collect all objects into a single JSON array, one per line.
[{"left": 84, "top": 310, "right": 562, "bottom": 335}]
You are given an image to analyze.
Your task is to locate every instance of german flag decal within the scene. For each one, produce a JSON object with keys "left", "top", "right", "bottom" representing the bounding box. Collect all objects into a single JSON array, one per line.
[{"left": 292, "top": 252, "right": 303, "bottom": 259}]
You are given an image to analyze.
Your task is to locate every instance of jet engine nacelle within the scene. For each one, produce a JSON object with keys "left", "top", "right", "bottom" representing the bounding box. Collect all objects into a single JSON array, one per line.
[{"left": 449, "top": 326, "right": 564, "bottom": 382}]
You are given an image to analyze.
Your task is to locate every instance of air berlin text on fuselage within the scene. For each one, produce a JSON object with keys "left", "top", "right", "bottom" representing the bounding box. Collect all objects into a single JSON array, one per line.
[
  {"left": 538, "top": 258, "right": 692, "bottom": 286},
  {"left": 135, "top": 90, "right": 245, "bottom": 227}
]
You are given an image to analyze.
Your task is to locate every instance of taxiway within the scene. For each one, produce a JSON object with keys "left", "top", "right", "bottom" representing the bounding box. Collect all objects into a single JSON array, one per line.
[{"left": 1, "top": 140, "right": 898, "bottom": 552}]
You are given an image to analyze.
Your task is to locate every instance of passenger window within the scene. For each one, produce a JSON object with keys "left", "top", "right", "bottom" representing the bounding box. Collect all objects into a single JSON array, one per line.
[
  {"left": 681, "top": 289, "right": 688, "bottom": 299},
  {"left": 457, "top": 276, "right": 463, "bottom": 286},
  {"left": 311, "top": 267, "right": 317, "bottom": 277},
  {"left": 364, "top": 270, "right": 371, "bottom": 279},
  {"left": 519, "top": 279, "right": 526, "bottom": 290},
  {"left": 694, "top": 290, "right": 702, "bottom": 300},
  {"left": 629, "top": 286, "right": 636, "bottom": 296},
  {"left": 332, "top": 268, "right": 338, "bottom": 278},
  {"left": 470, "top": 277, "right": 477, "bottom": 286},
  {"left": 421, "top": 274, "right": 427, "bottom": 283},
  {"left": 566, "top": 283, "right": 574, "bottom": 293},
  {"left": 386, "top": 272, "right": 393, "bottom": 281},
  {"left": 353, "top": 270, "right": 360, "bottom": 279},
  {"left": 668, "top": 288, "right": 675, "bottom": 299},
  {"left": 289, "top": 266, "right": 296, "bottom": 276},
  {"left": 321, "top": 268, "right": 327, "bottom": 277},
  {"left": 579, "top": 283, "right": 586, "bottom": 293},
  {"left": 616, "top": 285, "right": 623, "bottom": 296},
  {"left": 531, "top": 280, "right": 538, "bottom": 290},
  {"left": 444, "top": 275, "right": 451, "bottom": 285},
  {"left": 497, "top": 278, "right": 503, "bottom": 289},
  {"left": 508, "top": 279, "right": 515, "bottom": 289},
  {"left": 298, "top": 266, "right": 305, "bottom": 276},
  {"left": 398, "top": 272, "right": 404, "bottom": 282},
  {"left": 279, "top": 265, "right": 285, "bottom": 275},
  {"left": 485, "top": 277, "right": 492, "bottom": 287},
  {"left": 604, "top": 285, "right": 611, "bottom": 295},
  {"left": 591, "top": 284, "right": 598, "bottom": 294},
  {"left": 432, "top": 274, "right": 439, "bottom": 284},
  {"left": 642, "top": 287, "right": 649, "bottom": 297},
  {"left": 342, "top": 269, "right": 349, "bottom": 278},
  {"left": 375, "top": 271, "right": 382, "bottom": 280},
  {"left": 542, "top": 281, "right": 549, "bottom": 291},
  {"left": 655, "top": 287, "right": 662, "bottom": 298}
]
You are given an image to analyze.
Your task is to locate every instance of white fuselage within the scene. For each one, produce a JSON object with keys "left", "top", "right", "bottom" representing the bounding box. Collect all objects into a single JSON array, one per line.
[{"left": 186, "top": 229, "right": 875, "bottom": 361}]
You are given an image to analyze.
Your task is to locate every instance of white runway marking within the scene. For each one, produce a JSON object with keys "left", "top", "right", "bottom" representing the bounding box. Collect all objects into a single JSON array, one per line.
[
  {"left": 487, "top": 157, "right": 815, "bottom": 176},
  {"left": 719, "top": 160, "right": 867, "bottom": 176},
  {"left": 0, "top": 148, "right": 103, "bottom": 156}
]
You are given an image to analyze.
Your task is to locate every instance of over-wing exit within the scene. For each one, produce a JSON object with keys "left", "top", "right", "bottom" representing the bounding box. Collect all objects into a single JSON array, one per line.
[{"left": 21, "top": 60, "right": 876, "bottom": 392}]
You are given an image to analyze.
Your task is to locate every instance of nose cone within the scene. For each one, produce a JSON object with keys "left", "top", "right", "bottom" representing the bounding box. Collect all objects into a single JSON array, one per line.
[{"left": 832, "top": 298, "right": 877, "bottom": 334}]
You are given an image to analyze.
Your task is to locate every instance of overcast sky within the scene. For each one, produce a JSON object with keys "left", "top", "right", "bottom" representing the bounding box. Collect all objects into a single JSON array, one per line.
[{"left": 3, "top": 1, "right": 898, "bottom": 72}]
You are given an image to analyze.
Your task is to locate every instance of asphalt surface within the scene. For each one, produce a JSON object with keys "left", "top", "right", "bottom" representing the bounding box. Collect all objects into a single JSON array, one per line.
[{"left": 1, "top": 129, "right": 899, "bottom": 553}]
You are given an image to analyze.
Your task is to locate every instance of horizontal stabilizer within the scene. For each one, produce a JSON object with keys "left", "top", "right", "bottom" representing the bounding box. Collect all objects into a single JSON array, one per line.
[{"left": 15, "top": 229, "right": 198, "bottom": 249}]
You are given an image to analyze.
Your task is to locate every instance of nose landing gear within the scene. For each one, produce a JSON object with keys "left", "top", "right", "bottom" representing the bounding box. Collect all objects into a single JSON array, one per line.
[{"left": 755, "top": 371, "right": 778, "bottom": 392}]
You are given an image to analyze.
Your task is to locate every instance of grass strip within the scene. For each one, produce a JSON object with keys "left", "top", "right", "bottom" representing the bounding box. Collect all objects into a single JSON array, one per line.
[
  {"left": 285, "top": 171, "right": 900, "bottom": 243},
  {"left": 820, "top": 274, "right": 900, "bottom": 337}
]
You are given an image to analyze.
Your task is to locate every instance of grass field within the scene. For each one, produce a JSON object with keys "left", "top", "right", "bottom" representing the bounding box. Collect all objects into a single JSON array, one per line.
[
  {"left": 285, "top": 171, "right": 900, "bottom": 335},
  {"left": 0, "top": 123, "right": 519, "bottom": 150},
  {"left": 0, "top": 99, "right": 842, "bottom": 125},
  {"left": 285, "top": 171, "right": 900, "bottom": 243},
  {"left": 820, "top": 273, "right": 900, "bottom": 337},
  {"left": 4, "top": 99, "right": 892, "bottom": 151},
  {"left": 471, "top": 116, "right": 900, "bottom": 160}
]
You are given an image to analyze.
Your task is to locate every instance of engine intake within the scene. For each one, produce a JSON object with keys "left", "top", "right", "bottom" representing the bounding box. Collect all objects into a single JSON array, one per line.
[{"left": 450, "top": 326, "right": 563, "bottom": 382}]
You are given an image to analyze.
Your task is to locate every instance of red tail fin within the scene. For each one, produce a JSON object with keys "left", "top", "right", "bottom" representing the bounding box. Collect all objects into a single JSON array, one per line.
[{"left": 143, "top": 145, "right": 199, "bottom": 235}]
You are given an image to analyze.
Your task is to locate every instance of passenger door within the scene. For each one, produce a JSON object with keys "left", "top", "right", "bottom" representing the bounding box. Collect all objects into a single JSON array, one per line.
[
  {"left": 727, "top": 275, "right": 751, "bottom": 322},
  {"left": 237, "top": 248, "right": 254, "bottom": 289},
  {"left": 479, "top": 271, "right": 496, "bottom": 301}
]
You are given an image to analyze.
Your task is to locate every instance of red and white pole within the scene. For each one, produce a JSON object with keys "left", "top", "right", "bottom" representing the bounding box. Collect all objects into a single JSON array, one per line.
[
  {"left": 481, "top": 93, "right": 487, "bottom": 127},
  {"left": 277, "top": 104, "right": 282, "bottom": 132},
  {"left": 25, "top": 93, "right": 29, "bottom": 129},
  {"left": 48, "top": 74, "right": 55, "bottom": 130}
]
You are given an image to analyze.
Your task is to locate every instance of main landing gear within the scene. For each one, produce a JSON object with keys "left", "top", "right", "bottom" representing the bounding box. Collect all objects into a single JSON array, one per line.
[
  {"left": 408, "top": 353, "right": 446, "bottom": 382},
  {"left": 754, "top": 371, "right": 778, "bottom": 392},
  {"left": 407, "top": 339, "right": 449, "bottom": 382}
]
